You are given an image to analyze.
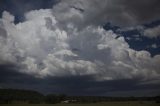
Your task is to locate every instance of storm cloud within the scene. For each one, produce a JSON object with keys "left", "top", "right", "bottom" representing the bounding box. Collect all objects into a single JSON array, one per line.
[
  {"left": 0, "top": 0, "right": 160, "bottom": 96},
  {"left": 52, "top": 0, "right": 160, "bottom": 27}
]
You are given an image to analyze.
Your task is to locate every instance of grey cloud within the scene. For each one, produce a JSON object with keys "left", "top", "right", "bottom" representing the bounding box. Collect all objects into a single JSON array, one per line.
[
  {"left": 143, "top": 25, "right": 160, "bottom": 38},
  {"left": 1, "top": 65, "right": 160, "bottom": 96},
  {"left": 0, "top": 0, "right": 160, "bottom": 96},
  {"left": 0, "top": 20, "right": 7, "bottom": 38},
  {"left": 118, "top": 0, "right": 160, "bottom": 25},
  {"left": 1, "top": 0, "right": 160, "bottom": 97},
  {"left": 52, "top": 0, "right": 160, "bottom": 28},
  {"left": 2, "top": 11, "right": 15, "bottom": 23},
  {"left": 0, "top": 9, "right": 160, "bottom": 81}
]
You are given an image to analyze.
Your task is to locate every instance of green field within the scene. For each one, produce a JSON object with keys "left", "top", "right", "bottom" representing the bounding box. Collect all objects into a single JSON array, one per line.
[{"left": 1, "top": 101, "right": 159, "bottom": 106}]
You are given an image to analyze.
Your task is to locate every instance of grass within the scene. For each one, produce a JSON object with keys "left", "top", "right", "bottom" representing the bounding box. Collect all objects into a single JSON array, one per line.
[{"left": 0, "top": 101, "right": 160, "bottom": 106}]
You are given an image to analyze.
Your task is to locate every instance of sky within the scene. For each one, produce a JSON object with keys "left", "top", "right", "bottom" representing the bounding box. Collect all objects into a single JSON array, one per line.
[{"left": 0, "top": 0, "right": 160, "bottom": 96}]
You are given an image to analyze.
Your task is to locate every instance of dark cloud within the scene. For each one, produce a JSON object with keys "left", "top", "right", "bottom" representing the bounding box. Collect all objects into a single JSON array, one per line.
[
  {"left": 119, "top": 0, "right": 160, "bottom": 25},
  {"left": 0, "top": 0, "right": 160, "bottom": 96},
  {"left": 108, "top": 0, "right": 160, "bottom": 26},
  {"left": 0, "top": 64, "right": 38, "bottom": 85},
  {"left": 51, "top": 0, "right": 160, "bottom": 30},
  {"left": 1, "top": 64, "right": 160, "bottom": 96},
  {"left": 0, "top": 64, "right": 52, "bottom": 93}
]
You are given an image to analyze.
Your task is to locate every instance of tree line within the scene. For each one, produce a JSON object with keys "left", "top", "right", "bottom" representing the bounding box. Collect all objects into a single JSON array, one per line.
[{"left": 0, "top": 89, "right": 160, "bottom": 104}]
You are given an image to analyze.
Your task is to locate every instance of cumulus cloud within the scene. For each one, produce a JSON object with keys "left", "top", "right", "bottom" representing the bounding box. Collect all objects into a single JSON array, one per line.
[
  {"left": 143, "top": 25, "right": 160, "bottom": 38},
  {"left": 0, "top": 0, "right": 160, "bottom": 83},
  {"left": 2, "top": 11, "right": 15, "bottom": 23}
]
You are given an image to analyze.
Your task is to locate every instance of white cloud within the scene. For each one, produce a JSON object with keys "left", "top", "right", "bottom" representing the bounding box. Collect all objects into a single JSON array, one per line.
[
  {"left": 2, "top": 11, "right": 15, "bottom": 23},
  {"left": 0, "top": 1, "right": 160, "bottom": 82},
  {"left": 151, "top": 44, "right": 158, "bottom": 48},
  {"left": 22, "top": 57, "right": 38, "bottom": 75},
  {"left": 143, "top": 25, "right": 160, "bottom": 38}
]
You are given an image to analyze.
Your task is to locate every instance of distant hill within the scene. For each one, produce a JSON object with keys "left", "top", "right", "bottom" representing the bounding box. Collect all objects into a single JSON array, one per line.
[
  {"left": 0, "top": 89, "right": 44, "bottom": 104},
  {"left": 0, "top": 88, "right": 160, "bottom": 104}
]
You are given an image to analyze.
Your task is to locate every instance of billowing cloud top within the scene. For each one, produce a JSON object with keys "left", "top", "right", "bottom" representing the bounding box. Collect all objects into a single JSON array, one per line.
[{"left": 0, "top": 0, "right": 160, "bottom": 84}]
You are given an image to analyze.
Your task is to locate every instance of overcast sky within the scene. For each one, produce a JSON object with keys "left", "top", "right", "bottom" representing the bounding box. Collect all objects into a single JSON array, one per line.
[{"left": 0, "top": 0, "right": 160, "bottom": 96}]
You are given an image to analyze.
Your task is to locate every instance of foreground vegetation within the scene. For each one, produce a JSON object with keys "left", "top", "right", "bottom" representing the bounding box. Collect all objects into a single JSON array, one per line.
[
  {"left": 1, "top": 101, "right": 160, "bottom": 106},
  {"left": 0, "top": 89, "right": 160, "bottom": 105}
]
